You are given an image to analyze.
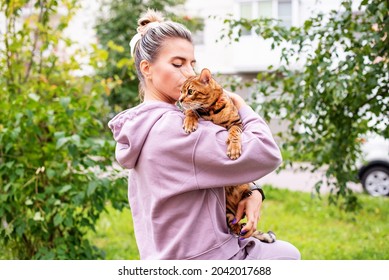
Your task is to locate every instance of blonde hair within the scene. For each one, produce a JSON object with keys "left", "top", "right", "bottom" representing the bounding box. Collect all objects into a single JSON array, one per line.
[{"left": 132, "top": 10, "right": 192, "bottom": 98}]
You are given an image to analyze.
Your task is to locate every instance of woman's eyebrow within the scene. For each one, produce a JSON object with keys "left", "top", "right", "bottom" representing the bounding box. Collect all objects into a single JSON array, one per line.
[{"left": 172, "top": 56, "right": 196, "bottom": 64}]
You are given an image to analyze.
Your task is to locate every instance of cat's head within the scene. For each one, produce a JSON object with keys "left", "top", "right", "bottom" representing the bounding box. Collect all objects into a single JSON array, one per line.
[{"left": 178, "top": 68, "right": 223, "bottom": 111}]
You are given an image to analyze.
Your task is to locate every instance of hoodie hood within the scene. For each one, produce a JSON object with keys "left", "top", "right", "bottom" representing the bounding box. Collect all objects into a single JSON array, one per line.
[{"left": 108, "top": 101, "right": 180, "bottom": 169}]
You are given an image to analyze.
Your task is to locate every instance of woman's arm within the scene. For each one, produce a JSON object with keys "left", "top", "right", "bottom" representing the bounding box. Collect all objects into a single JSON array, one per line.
[
  {"left": 225, "top": 90, "right": 246, "bottom": 110},
  {"left": 192, "top": 103, "right": 282, "bottom": 189}
]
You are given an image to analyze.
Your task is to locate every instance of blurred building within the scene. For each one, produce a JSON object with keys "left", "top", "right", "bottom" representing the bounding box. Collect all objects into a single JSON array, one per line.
[
  {"left": 183, "top": 0, "right": 361, "bottom": 135},
  {"left": 185, "top": 0, "right": 360, "bottom": 75}
]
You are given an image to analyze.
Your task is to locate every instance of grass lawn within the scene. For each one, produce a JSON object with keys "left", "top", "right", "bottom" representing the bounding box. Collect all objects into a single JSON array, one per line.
[
  {"left": 88, "top": 186, "right": 389, "bottom": 260},
  {"left": 86, "top": 206, "right": 140, "bottom": 260}
]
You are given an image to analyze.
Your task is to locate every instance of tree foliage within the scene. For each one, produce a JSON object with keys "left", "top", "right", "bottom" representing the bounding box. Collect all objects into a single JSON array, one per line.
[
  {"left": 222, "top": 0, "right": 388, "bottom": 210},
  {"left": 0, "top": 0, "right": 127, "bottom": 259},
  {"left": 94, "top": 0, "right": 204, "bottom": 112}
]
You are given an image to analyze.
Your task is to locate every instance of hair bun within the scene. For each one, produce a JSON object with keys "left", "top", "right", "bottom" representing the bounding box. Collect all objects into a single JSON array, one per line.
[{"left": 137, "top": 9, "right": 164, "bottom": 35}]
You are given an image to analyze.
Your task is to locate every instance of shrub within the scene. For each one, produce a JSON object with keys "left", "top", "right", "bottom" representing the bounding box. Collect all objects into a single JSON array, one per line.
[{"left": 0, "top": 0, "right": 127, "bottom": 259}]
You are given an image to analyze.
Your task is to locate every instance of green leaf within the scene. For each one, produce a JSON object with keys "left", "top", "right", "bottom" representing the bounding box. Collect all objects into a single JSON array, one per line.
[
  {"left": 46, "top": 168, "right": 56, "bottom": 179},
  {"left": 56, "top": 137, "right": 69, "bottom": 149},
  {"left": 53, "top": 213, "right": 63, "bottom": 226},
  {"left": 59, "top": 97, "right": 71, "bottom": 108},
  {"left": 87, "top": 181, "right": 98, "bottom": 197},
  {"left": 64, "top": 217, "right": 73, "bottom": 227},
  {"left": 16, "top": 223, "right": 25, "bottom": 237},
  {"left": 70, "top": 134, "right": 81, "bottom": 145},
  {"left": 59, "top": 185, "right": 72, "bottom": 193}
]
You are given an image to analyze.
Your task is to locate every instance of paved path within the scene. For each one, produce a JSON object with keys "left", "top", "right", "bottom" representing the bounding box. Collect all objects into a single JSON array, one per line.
[{"left": 257, "top": 163, "right": 363, "bottom": 194}]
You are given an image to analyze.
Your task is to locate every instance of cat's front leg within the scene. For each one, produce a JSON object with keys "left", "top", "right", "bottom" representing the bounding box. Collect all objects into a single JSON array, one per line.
[
  {"left": 183, "top": 110, "right": 199, "bottom": 133},
  {"left": 226, "top": 125, "right": 242, "bottom": 160}
]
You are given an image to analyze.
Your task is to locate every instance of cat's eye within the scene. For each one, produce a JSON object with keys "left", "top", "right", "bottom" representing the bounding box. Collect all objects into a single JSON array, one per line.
[{"left": 187, "top": 89, "right": 193, "bottom": 95}]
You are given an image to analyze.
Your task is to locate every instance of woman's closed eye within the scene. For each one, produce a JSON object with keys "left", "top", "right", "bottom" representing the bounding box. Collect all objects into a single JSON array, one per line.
[{"left": 172, "top": 63, "right": 182, "bottom": 68}]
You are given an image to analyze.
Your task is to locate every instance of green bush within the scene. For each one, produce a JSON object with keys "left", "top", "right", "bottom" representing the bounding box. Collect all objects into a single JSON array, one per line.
[
  {"left": 222, "top": 0, "right": 388, "bottom": 210},
  {"left": 0, "top": 0, "right": 127, "bottom": 259}
]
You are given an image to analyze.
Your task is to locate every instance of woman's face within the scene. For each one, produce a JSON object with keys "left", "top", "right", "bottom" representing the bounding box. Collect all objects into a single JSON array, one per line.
[{"left": 144, "top": 37, "right": 196, "bottom": 103}]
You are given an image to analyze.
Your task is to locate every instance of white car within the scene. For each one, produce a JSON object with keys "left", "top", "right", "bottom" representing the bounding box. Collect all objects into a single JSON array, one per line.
[{"left": 358, "top": 135, "right": 389, "bottom": 196}]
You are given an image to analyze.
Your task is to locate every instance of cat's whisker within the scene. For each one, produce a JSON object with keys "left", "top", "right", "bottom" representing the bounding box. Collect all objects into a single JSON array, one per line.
[{"left": 181, "top": 101, "right": 204, "bottom": 111}]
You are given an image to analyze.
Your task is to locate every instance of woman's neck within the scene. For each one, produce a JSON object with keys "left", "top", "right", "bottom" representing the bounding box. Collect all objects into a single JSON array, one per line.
[{"left": 143, "top": 88, "right": 176, "bottom": 104}]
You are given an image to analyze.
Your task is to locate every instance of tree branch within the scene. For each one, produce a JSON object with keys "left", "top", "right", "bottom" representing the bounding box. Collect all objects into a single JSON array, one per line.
[{"left": 23, "top": 1, "right": 45, "bottom": 83}]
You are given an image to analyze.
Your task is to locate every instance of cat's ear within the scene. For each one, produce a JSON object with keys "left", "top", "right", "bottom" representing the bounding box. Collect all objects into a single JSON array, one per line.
[{"left": 199, "top": 68, "right": 212, "bottom": 84}]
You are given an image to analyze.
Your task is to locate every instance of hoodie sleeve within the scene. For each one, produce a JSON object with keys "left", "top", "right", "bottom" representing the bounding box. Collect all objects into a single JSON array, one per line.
[
  {"left": 192, "top": 105, "right": 282, "bottom": 189},
  {"left": 108, "top": 103, "right": 281, "bottom": 190}
]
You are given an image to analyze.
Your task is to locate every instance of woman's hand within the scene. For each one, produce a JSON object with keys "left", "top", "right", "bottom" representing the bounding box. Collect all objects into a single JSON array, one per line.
[
  {"left": 223, "top": 89, "right": 246, "bottom": 110},
  {"left": 233, "top": 190, "right": 263, "bottom": 238}
]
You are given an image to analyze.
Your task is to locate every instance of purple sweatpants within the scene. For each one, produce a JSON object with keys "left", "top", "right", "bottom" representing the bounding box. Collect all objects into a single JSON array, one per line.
[{"left": 230, "top": 239, "right": 301, "bottom": 260}]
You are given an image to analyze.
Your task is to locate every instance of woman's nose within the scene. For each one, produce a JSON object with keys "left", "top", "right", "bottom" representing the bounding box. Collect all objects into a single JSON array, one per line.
[{"left": 181, "top": 66, "right": 195, "bottom": 78}]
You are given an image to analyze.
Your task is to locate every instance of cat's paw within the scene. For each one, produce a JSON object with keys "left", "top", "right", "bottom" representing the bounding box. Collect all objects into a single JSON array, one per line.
[
  {"left": 183, "top": 117, "right": 198, "bottom": 133},
  {"left": 227, "top": 142, "right": 242, "bottom": 160},
  {"left": 252, "top": 230, "right": 276, "bottom": 243},
  {"left": 229, "top": 222, "right": 241, "bottom": 237}
]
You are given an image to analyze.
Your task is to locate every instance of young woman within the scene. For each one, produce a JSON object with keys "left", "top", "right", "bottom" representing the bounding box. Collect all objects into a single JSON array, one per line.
[{"left": 108, "top": 10, "right": 300, "bottom": 260}]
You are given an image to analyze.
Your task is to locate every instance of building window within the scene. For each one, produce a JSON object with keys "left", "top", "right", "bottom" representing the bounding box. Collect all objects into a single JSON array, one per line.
[
  {"left": 278, "top": 0, "right": 292, "bottom": 28},
  {"left": 238, "top": 0, "right": 292, "bottom": 35},
  {"left": 257, "top": 0, "right": 272, "bottom": 18},
  {"left": 240, "top": 2, "right": 253, "bottom": 35}
]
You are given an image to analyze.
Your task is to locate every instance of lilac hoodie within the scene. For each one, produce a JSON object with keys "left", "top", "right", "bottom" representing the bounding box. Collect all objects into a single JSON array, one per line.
[{"left": 108, "top": 101, "right": 282, "bottom": 260}]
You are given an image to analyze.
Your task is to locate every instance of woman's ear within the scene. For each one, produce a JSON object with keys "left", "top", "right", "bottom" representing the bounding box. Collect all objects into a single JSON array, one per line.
[{"left": 140, "top": 60, "right": 151, "bottom": 78}]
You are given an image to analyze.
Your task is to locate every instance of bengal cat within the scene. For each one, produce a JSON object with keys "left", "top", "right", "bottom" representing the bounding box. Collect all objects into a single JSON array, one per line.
[{"left": 177, "top": 68, "right": 276, "bottom": 243}]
